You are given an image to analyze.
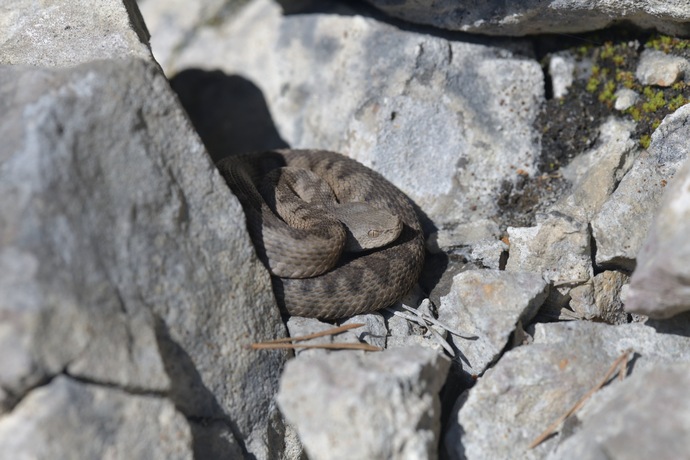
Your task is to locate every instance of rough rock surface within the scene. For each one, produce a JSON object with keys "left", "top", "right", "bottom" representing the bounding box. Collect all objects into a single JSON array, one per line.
[
  {"left": 277, "top": 347, "right": 450, "bottom": 460},
  {"left": 624, "top": 155, "right": 690, "bottom": 318},
  {"left": 438, "top": 270, "right": 548, "bottom": 376},
  {"left": 636, "top": 49, "right": 690, "bottom": 87},
  {"left": 0, "top": 0, "right": 152, "bottom": 66},
  {"left": 144, "top": 0, "right": 544, "bottom": 239},
  {"left": 0, "top": 376, "right": 194, "bottom": 459},
  {"left": 362, "top": 0, "right": 690, "bottom": 36},
  {"left": 8, "top": 0, "right": 690, "bottom": 458},
  {"left": 547, "top": 362, "right": 690, "bottom": 460},
  {"left": 506, "top": 216, "right": 591, "bottom": 312},
  {"left": 447, "top": 321, "right": 690, "bottom": 459},
  {"left": 592, "top": 103, "right": 690, "bottom": 270},
  {"left": 569, "top": 271, "right": 633, "bottom": 323},
  {"left": 0, "top": 52, "right": 288, "bottom": 460},
  {"left": 552, "top": 117, "right": 638, "bottom": 224}
]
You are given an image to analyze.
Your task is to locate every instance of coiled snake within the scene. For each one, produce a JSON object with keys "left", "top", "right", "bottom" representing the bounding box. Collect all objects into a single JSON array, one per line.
[{"left": 217, "top": 150, "right": 424, "bottom": 319}]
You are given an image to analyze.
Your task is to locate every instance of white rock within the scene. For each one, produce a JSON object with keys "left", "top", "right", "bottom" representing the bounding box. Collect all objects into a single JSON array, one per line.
[
  {"left": 145, "top": 0, "right": 544, "bottom": 238},
  {"left": 613, "top": 88, "right": 639, "bottom": 111},
  {"left": 446, "top": 321, "right": 690, "bottom": 459},
  {"left": 636, "top": 49, "right": 690, "bottom": 86},
  {"left": 506, "top": 215, "right": 592, "bottom": 312},
  {"left": 0, "top": 0, "right": 152, "bottom": 67},
  {"left": 277, "top": 347, "right": 450, "bottom": 460},
  {"left": 625, "top": 155, "right": 690, "bottom": 318},
  {"left": 438, "top": 270, "right": 548, "bottom": 375},
  {"left": 0, "top": 59, "right": 289, "bottom": 459},
  {"left": 553, "top": 117, "right": 638, "bottom": 223},
  {"left": 549, "top": 54, "right": 575, "bottom": 99},
  {"left": 0, "top": 376, "right": 193, "bottom": 459},
  {"left": 547, "top": 362, "right": 690, "bottom": 460},
  {"left": 592, "top": 104, "right": 690, "bottom": 270}
]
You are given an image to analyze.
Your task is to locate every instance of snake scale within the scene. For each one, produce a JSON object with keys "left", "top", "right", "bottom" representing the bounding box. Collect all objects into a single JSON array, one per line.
[{"left": 216, "top": 149, "right": 425, "bottom": 319}]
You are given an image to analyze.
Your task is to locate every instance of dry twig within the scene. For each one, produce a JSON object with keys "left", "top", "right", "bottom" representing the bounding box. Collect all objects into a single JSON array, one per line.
[{"left": 250, "top": 323, "right": 381, "bottom": 351}]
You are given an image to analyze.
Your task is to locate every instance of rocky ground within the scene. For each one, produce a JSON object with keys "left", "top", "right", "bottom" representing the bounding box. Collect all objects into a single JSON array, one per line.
[{"left": 2, "top": 0, "right": 690, "bottom": 459}]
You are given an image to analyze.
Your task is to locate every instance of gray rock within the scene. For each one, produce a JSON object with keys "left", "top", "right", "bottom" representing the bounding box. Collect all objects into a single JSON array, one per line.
[
  {"left": 469, "top": 238, "right": 508, "bottom": 270},
  {"left": 570, "top": 271, "right": 632, "bottom": 323},
  {"left": 362, "top": 0, "right": 690, "bottom": 36},
  {"left": 277, "top": 347, "right": 450, "bottom": 460},
  {"left": 0, "top": 59, "right": 288, "bottom": 458},
  {"left": 625, "top": 156, "right": 690, "bottom": 318},
  {"left": 0, "top": 0, "right": 151, "bottom": 66},
  {"left": 0, "top": 376, "right": 192, "bottom": 459},
  {"left": 343, "top": 314, "right": 388, "bottom": 350},
  {"left": 553, "top": 117, "right": 638, "bottom": 224},
  {"left": 592, "top": 104, "right": 690, "bottom": 270},
  {"left": 614, "top": 88, "right": 640, "bottom": 111},
  {"left": 438, "top": 270, "right": 548, "bottom": 375},
  {"left": 547, "top": 362, "right": 690, "bottom": 460},
  {"left": 447, "top": 321, "right": 690, "bottom": 460},
  {"left": 506, "top": 216, "right": 591, "bottom": 313},
  {"left": 147, "top": 0, "right": 544, "bottom": 237},
  {"left": 285, "top": 314, "right": 387, "bottom": 356},
  {"left": 636, "top": 49, "right": 690, "bottom": 87}
]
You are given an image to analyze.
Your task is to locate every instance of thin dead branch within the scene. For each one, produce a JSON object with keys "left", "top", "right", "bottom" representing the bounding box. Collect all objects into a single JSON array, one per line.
[{"left": 251, "top": 323, "right": 381, "bottom": 351}]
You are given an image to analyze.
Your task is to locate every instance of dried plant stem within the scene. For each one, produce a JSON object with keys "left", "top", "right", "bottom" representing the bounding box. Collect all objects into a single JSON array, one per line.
[
  {"left": 251, "top": 342, "right": 381, "bottom": 351},
  {"left": 528, "top": 348, "right": 633, "bottom": 449},
  {"left": 251, "top": 323, "right": 381, "bottom": 351},
  {"left": 259, "top": 323, "right": 365, "bottom": 344}
]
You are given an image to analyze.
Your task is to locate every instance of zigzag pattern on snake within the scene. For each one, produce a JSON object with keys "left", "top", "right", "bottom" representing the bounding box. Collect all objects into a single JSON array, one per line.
[{"left": 216, "top": 149, "right": 425, "bottom": 319}]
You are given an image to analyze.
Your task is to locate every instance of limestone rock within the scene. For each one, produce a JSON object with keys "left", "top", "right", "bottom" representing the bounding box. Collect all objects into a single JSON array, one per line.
[
  {"left": 614, "top": 88, "right": 640, "bottom": 111},
  {"left": 362, "top": 0, "right": 690, "bottom": 36},
  {"left": 592, "top": 104, "right": 690, "bottom": 271},
  {"left": 0, "top": 376, "right": 193, "bottom": 459},
  {"left": 438, "top": 270, "right": 548, "bottom": 375},
  {"left": 636, "top": 49, "right": 690, "bottom": 87},
  {"left": 0, "top": 0, "right": 151, "bottom": 67},
  {"left": 553, "top": 117, "right": 638, "bottom": 224},
  {"left": 506, "top": 215, "right": 591, "bottom": 313},
  {"left": 446, "top": 321, "right": 690, "bottom": 459},
  {"left": 146, "top": 0, "right": 544, "bottom": 239},
  {"left": 570, "top": 271, "right": 632, "bottom": 323},
  {"left": 547, "top": 362, "right": 690, "bottom": 460},
  {"left": 277, "top": 347, "right": 450, "bottom": 460},
  {"left": 0, "top": 59, "right": 288, "bottom": 458},
  {"left": 625, "top": 155, "right": 690, "bottom": 318}
]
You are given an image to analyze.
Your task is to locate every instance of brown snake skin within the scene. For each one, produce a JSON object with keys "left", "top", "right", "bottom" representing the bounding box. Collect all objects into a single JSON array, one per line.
[{"left": 216, "top": 149, "right": 425, "bottom": 319}]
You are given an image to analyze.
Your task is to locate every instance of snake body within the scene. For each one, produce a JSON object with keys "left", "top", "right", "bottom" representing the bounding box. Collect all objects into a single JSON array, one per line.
[{"left": 216, "top": 149, "right": 425, "bottom": 319}]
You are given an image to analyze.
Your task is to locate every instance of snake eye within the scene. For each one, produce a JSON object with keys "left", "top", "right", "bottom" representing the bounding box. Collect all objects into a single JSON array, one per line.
[{"left": 368, "top": 229, "right": 381, "bottom": 238}]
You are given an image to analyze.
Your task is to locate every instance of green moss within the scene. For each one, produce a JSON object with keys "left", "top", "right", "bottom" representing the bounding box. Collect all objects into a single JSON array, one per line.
[
  {"left": 586, "top": 77, "right": 599, "bottom": 93},
  {"left": 640, "top": 134, "right": 652, "bottom": 149},
  {"left": 615, "top": 70, "right": 635, "bottom": 89},
  {"left": 624, "top": 106, "right": 642, "bottom": 121},
  {"left": 645, "top": 33, "right": 690, "bottom": 54},
  {"left": 598, "top": 80, "right": 617, "bottom": 104},
  {"left": 546, "top": 31, "right": 690, "bottom": 160},
  {"left": 641, "top": 89, "right": 666, "bottom": 113},
  {"left": 669, "top": 94, "right": 689, "bottom": 111},
  {"left": 600, "top": 41, "right": 616, "bottom": 59}
]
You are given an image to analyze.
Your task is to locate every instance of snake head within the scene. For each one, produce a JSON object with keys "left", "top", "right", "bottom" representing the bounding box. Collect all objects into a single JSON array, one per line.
[{"left": 337, "top": 202, "right": 403, "bottom": 252}]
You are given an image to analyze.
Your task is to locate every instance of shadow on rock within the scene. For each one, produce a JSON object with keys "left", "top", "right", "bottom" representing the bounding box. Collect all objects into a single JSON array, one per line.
[
  {"left": 646, "top": 311, "right": 690, "bottom": 338},
  {"left": 170, "top": 69, "right": 289, "bottom": 163},
  {"left": 154, "top": 317, "right": 249, "bottom": 459}
]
